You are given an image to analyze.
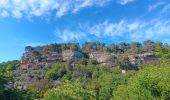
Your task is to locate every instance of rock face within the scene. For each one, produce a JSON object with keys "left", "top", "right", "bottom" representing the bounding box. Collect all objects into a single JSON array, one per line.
[
  {"left": 128, "top": 53, "right": 157, "bottom": 64},
  {"left": 89, "top": 52, "right": 111, "bottom": 63},
  {"left": 17, "top": 43, "right": 159, "bottom": 90},
  {"left": 20, "top": 46, "right": 84, "bottom": 70},
  {"left": 21, "top": 45, "right": 158, "bottom": 69},
  {"left": 89, "top": 52, "right": 116, "bottom": 66},
  {"left": 19, "top": 46, "right": 85, "bottom": 88},
  {"left": 20, "top": 52, "right": 40, "bottom": 70},
  {"left": 62, "top": 50, "right": 84, "bottom": 62}
]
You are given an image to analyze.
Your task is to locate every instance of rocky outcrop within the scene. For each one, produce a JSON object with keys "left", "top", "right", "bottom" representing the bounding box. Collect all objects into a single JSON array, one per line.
[
  {"left": 21, "top": 45, "right": 158, "bottom": 70},
  {"left": 128, "top": 53, "right": 157, "bottom": 64},
  {"left": 20, "top": 52, "right": 40, "bottom": 70},
  {"left": 20, "top": 46, "right": 84, "bottom": 70},
  {"left": 89, "top": 52, "right": 110, "bottom": 63},
  {"left": 62, "top": 50, "right": 84, "bottom": 62},
  {"left": 89, "top": 52, "right": 116, "bottom": 66},
  {"left": 17, "top": 43, "right": 160, "bottom": 90}
]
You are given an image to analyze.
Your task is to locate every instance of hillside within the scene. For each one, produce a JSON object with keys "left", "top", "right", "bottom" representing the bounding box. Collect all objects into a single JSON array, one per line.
[{"left": 0, "top": 40, "right": 170, "bottom": 100}]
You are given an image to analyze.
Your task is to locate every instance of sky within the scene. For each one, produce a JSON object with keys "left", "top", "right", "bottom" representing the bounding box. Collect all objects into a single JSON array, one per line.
[{"left": 0, "top": 0, "right": 170, "bottom": 62}]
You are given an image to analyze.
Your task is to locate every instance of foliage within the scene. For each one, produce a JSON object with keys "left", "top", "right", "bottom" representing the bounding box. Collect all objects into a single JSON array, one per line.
[
  {"left": 0, "top": 61, "right": 34, "bottom": 100},
  {"left": 82, "top": 42, "right": 105, "bottom": 53},
  {"left": 144, "top": 40, "right": 155, "bottom": 52},
  {"left": 45, "top": 61, "right": 136, "bottom": 100},
  {"left": 45, "top": 80, "right": 95, "bottom": 100},
  {"left": 27, "top": 79, "right": 52, "bottom": 98},
  {"left": 45, "top": 63, "right": 66, "bottom": 80},
  {"left": 112, "top": 66, "right": 170, "bottom": 100},
  {"left": 1, "top": 89, "right": 34, "bottom": 100},
  {"left": 154, "top": 42, "right": 170, "bottom": 65},
  {"left": 1, "top": 41, "right": 170, "bottom": 99},
  {"left": 0, "top": 60, "right": 19, "bottom": 80},
  {"left": 118, "top": 42, "right": 130, "bottom": 53}
]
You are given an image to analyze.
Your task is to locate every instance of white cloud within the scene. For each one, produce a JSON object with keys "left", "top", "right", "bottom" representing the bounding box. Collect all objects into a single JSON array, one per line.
[
  {"left": 54, "top": 19, "right": 170, "bottom": 42},
  {"left": 129, "top": 19, "right": 170, "bottom": 40},
  {"left": 0, "top": 10, "right": 9, "bottom": 17},
  {"left": 72, "top": 0, "right": 111, "bottom": 13},
  {"left": 0, "top": 0, "right": 113, "bottom": 18},
  {"left": 90, "top": 19, "right": 170, "bottom": 41},
  {"left": 164, "top": 39, "right": 170, "bottom": 43},
  {"left": 161, "top": 3, "right": 170, "bottom": 13},
  {"left": 116, "top": 0, "right": 135, "bottom": 5},
  {"left": 0, "top": 0, "right": 60, "bottom": 18},
  {"left": 148, "top": 1, "right": 165, "bottom": 12},
  {"left": 0, "top": 0, "right": 136, "bottom": 18},
  {"left": 87, "top": 20, "right": 141, "bottom": 37},
  {"left": 55, "top": 30, "right": 87, "bottom": 42}
]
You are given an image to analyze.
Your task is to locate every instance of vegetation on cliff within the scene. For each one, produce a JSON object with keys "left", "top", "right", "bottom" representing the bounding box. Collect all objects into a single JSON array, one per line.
[{"left": 0, "top": 40, "right": 170, "bottom": 100}]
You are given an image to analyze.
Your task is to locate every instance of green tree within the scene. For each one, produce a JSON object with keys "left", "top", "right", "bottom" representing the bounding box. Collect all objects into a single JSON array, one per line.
[
  {"left": 108, "top": 43, "right": 118, "bottom": 53},
  {"left": 129, "top": 42, "right": 142, "bottom": 54},
  {"left": 143, "top": 40, "right": 155, "bottom": 52},
  {"left": 2, "top": 89, "right": 34, "bottom": 100},
  {"left": 45, "top": 63, "right": 66, "bottom": 80},
  {"left": 154, "top": 42, "right": 170, "bottom": 65},
  {"left": 118, "top": 42, "right": 130, "bottom": 53},
  {"left": 0, "top": 60, "right": 19, "bottom": 81},
  {"left": 0, "top": 61, "right": 34, "bottom": 100},
  {"left": 45, "top": 80, "right": 95, "bottom": 100},
  {"left": 113, "top": 66, "right": 170, "bottom": 100}
]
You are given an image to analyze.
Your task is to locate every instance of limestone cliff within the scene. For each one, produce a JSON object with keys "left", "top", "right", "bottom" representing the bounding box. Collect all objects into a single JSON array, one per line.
[
  {"left": 17, "top": 43, "right": 158, "bottom": 88},
  {"left": 20, "top": 46, "right": 84, "bottom": 70},
  {"left": 20, "top": 45, "right": 158, "bottom": 70},
  {"left": 62, "top": 50, "right": 84, "bottom": 62},
  {"left": 128, "top": 53, "right": 157, "bottom": 64}
]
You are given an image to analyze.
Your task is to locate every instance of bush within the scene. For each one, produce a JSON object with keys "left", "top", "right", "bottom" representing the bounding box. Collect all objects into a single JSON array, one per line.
[
  {"left": 113, "top": 66, "right": 170, "bottom": 100},
  {"left": 45, "top": 80, "right": 95, "bottom": 100},
  {"left": 1, "top": 89, "right": 34, "bottom": 100},
  {"left": 45, "top": 63, "right": 66, "bottom": 80}
]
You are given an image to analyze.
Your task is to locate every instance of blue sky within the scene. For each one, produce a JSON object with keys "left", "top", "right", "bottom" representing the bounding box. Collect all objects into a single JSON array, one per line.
[{"left": 0, "top": 0, "right": 170, "bottom": 62}]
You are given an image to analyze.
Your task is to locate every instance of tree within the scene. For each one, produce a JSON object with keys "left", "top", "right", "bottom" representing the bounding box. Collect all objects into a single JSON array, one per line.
[
  {"left": 45, "top": 63, "right": 66, "bottom": 80},
  {"left": 82, "top": 42, "right": 105, "bottom": 52},
  {"left": 112, "top": 66, "right": 170, "bottom": 100},
  {"left": 96, "top": 42, "right": 105, "bottom": 51},
  {"left": 45, "top": 80, "right": 95, "bottom": 100},
  {"left": 0, "top": 75, "right": 8, "bottom": 98},
  {"left": 143, "top": 40, "right": 155, "bottom": 52},
  {"left": 129, "top": 42, "right": 142, "bottom": 54},
  {"left": 118, "top": 42, "right": 130, "bottom": 53},
  {"left": 107, "top": 43, "right": 118, "bottom": 53},
  {"left": 60, "top": 43, "right": 80, "bottom": 51},
  {"left": 27, "top": 79, "right": 52, "bottom": 98},
  {"left": 2, "top": 89, "right": 34, "bottom": 100},
  {"left": 0, "top": 61, "right": 34, "bottom": 100},
  {"left": 154, "top": 42, "right": 170, "bottom": 65},
  {"left": 25, "top": 46, "right": 33, "bottom": 52},
  {"left": 116, "top": 56, "right": 136, "bottom": 70},
  {"left": 0, "top": 60, "right": 19, "bottom": 81}
]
